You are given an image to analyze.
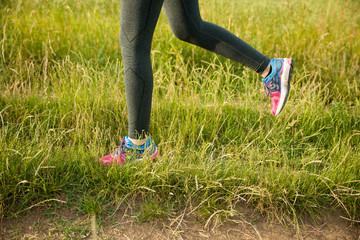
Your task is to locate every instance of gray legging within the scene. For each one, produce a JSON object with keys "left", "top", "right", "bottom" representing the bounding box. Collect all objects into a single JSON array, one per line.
[{"left": 120, "top": 0, "right": 270, "bottom": 139}]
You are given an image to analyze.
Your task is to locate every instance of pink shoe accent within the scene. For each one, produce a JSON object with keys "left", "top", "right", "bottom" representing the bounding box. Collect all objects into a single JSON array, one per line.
[
  {"left": 99, "top": 154, "right": 126, "bottom": 166},
  {"left": 152, "top": 150, "right": 158, "bottom": 159},
  {"left": 270, "top": 91, "right": 281, "bottom": 115},
  {"left": 120, "top": 154, "right": 127, "bottom": 164},
  {"left": 136, "top": 149, "right": 158, "bottom": 161}
]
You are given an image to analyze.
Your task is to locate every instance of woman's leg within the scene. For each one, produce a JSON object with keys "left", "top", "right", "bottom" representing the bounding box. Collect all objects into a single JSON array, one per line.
[
  {"left": 163, "top": 0, "right": 293, "bottom": 116},
  {"left": 120, "top": 0, "right": 164, "bottom": 140},
  {"left": 163, "top": 0, "right": 270, "bottom": 74}
]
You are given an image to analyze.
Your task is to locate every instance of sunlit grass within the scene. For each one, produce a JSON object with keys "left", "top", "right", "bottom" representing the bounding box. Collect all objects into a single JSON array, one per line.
[{"left": 0, "top": 0, "right": 359, "bottom": 227}]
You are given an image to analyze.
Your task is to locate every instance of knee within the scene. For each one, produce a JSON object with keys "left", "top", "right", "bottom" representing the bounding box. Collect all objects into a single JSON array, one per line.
[
  {"left": 119, "top": 28, "right": 151, "bottom": 59},
  {"left": 170, "top": 21, "right": 203, "bottom": 43},
  {"left": 119, "top": 28, "right": 133, "bottom": 48},
  {"left": 171, "top": 25, "right": 192, "bottom": 42}
]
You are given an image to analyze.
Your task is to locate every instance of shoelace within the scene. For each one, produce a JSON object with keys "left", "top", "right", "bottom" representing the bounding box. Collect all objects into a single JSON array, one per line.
[
  {"left": 263, "top": 82, "right": 271, "bottom": 96},
  {"left": 111, "top": 138, "right": 127, "bottom": 157}
]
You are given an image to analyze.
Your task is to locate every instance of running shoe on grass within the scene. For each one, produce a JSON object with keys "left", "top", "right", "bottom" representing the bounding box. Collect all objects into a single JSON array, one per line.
[
  {"left": 262, "top": 58, "right": 294, "bottom": 116},
  {"left": 99, "top": 136, "right": 158, "bottom": 166}
]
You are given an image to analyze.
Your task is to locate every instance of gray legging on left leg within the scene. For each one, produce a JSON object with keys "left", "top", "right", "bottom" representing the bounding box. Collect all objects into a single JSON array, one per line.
[{"left": 120, "top": 0, "right": 270, "bottom": 139}]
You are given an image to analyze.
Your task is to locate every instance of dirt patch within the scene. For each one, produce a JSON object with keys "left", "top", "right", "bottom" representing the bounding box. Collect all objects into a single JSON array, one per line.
[{"left": 1, "top": 207, "right": 359, "bottom": 240}]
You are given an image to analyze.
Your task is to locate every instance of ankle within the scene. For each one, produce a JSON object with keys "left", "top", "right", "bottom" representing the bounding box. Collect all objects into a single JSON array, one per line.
[
  {"left": 128, "top": 136, "right": 147, "bottom": 146},
  {"left": 261, "top": 63, "right": 272, "bottom": 78}
]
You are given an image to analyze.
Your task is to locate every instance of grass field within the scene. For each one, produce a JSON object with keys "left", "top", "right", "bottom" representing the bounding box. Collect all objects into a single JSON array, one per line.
[{"left": 1, "top": 0, "right": 360, "bottom": 230}]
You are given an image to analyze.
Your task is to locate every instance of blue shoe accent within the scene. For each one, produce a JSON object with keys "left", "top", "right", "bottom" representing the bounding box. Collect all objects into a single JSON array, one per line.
[
  {"left": 124, "top": 136, "right": 154, "bottom": 151},
  {"left": 262, "top": 58, "right": 284, "bottom": 94}
]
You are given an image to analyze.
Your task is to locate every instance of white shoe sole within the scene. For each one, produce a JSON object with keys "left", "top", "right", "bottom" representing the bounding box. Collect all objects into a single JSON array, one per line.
[{"left": 275, "top": 58, "right": 294, "bottom": 116}]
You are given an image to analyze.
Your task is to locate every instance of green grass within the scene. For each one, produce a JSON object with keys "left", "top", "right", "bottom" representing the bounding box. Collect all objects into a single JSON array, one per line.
[{"left": 1, "top": 0, "right": 360, "bottom": 228}]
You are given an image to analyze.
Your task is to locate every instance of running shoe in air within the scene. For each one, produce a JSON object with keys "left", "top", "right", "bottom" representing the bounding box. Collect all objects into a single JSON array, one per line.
[
  {"left": 99, "top": 136, "right": 158, "bottom": 166},
  {"left": 262, "top": 58, "right": 294, "bottom": 116}
]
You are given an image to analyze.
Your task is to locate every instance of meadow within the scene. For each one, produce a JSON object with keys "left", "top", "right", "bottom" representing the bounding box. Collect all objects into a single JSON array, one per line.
[{"left": 1, "top": 0, "right": 359, "bottom": 229}]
